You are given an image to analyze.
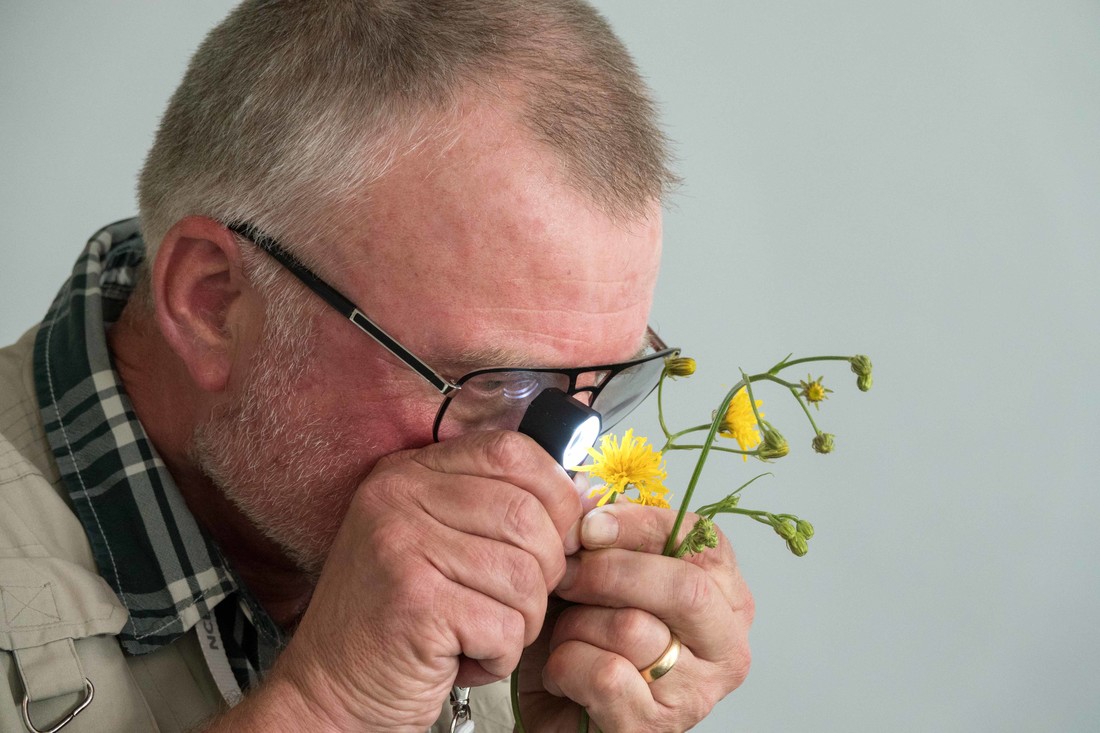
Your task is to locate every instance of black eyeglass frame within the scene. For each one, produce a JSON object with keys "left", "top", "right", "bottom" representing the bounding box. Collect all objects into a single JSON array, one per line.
[
  {"left": 430, "top": 343, "right": 679, "bottom": 441},
  {"left": 226, "top": 221, "right": 679, "bottom": 439}
]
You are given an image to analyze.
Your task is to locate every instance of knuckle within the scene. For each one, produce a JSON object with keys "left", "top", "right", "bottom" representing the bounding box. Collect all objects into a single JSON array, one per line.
[
  {"left": 371, "top": 450, "right": 416, "bottom": 482},
  {"left": 501, "top": 490, "right": 544, "bottom": 539},
  {"left": 479, "top": 430, "right": 533, "bottom": 474},
  {"left": 609, "top": 607, "right": 652, "bottom": 649},
  {"left": 737, "top": 644, "right": 753, "bottom": 688},
  {"left": 507, "top": 551, "right": 543, "bottom": 597},
  {"left": 707, "top": 633, "right": 753, "bottom": 696},
  {"left": 741, "top": 586, "right": 756, "bottom": 625},
  {"left": 498, "top": 606, "right": 526, "bottom": 648},
  {"left": 360, "top": 467, "right": 416, "bottom": 513},
  {"left": 370, "top": 520, "right": 413, "bottom": 568},
  {"left": 681, "top": 566, "right": 714, "bottom": 617},
  {"left": 728, "top": 637, "right": 753, "bottom": 690},
  {"left": 476, "top": 608, "right": 525, "bottom": 681},
  {"left": 590, "top": 655, "right": 633, "bottom": 700},
  {"left": 684, "top": 689, "right": 716, "bottom": 728}
]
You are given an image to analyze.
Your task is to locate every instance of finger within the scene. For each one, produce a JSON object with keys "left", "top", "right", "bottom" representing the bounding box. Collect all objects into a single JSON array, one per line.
[
  {"left": 555, "top": 551, "right": 746, "bottom": 661},
  {"left": 541, "top": 639, "right": 658, "bottom": 732},
  {"left": 416, "top": 473, "right": 570, "bottom": 585},
  {"left": 545, "top": 636, "right": 723, "bottom": 731},
  {"left": 425, "top": 525, "right": 549, "bottom": 646},
  {"left": 447, "top": 583, "right": 527, "bottom": 685},
  {"left": 579, "top": 503, "right": 746, "bottom": 606},
  {"left": 549, "top": 605, "right": 670, "bottom": 670},
  {"left": 579, "top": 502, "right": 695, "bottom": 554},
  {"left": 410, "top": 430, "right": 583, "bottom": 544}
]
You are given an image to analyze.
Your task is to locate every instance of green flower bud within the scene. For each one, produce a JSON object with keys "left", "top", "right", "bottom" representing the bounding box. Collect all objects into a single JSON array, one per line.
[
  {"left": 677, "top": 517, "right": 719, "bottom": 557},
  {"left": 796, "top": 519, "right": 815, "bottom": 539},
  {"left": 665, "top": 356, "right": 697, "bottom": 378},
  {"left": 850, "top": 355, "right": 873, "bottom": 391},
  {"left": 774, "top": 519, "right": 797, "bottom": 540},
  {"left": 812, "top": 433, "right": 835, "bottom": 454},
  {"left": 849, "top": 354, "right": 872, "bottom": 376},
  {"left": 758, "top": 425, "right": 789, "bottom": 460},
  {"left": 787, "top": 533, "right": 809, "bottom": 557}
]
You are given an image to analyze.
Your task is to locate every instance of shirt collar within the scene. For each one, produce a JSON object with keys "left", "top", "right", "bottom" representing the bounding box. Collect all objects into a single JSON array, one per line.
[{"left": 32, "top": 219, "right": 284, "bottom": 663}]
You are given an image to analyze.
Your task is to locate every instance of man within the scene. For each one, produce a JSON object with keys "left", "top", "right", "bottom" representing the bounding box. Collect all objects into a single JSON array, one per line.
[{"left": 0, "top": 1, "right": 753, "bottom": 731}]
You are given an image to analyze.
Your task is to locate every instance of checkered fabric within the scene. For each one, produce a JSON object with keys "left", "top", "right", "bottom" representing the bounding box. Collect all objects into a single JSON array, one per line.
[{"left": 32, "top": 218, "right": 285, "bottom": 691}]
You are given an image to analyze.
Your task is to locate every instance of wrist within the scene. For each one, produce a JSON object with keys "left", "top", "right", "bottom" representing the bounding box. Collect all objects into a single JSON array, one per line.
[{"left": 200, "top": 669, "right": 354, "bottom": 733}]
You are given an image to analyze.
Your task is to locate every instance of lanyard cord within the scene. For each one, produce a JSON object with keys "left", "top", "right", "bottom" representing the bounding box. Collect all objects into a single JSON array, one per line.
[{"left": 196, "top": 610, "right": 243, "bottom": 707}]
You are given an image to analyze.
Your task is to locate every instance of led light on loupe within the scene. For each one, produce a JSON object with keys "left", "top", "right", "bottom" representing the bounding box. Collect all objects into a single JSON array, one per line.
[{"left": 516, "top": 388, "right": 602, "bottom": 469}]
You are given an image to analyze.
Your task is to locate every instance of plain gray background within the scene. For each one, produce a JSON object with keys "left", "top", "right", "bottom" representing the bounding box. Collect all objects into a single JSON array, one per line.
[{"left": 2, "top": 2, "right": 1098, "bottom": 731}]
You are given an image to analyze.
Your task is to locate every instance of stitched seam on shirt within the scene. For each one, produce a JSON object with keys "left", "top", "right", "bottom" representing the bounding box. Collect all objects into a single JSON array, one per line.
[
  {"left": 0, "top": 470, "right": 43, "bottom": 486},
  {"left": 44, "top": 312, "right": 128, "bottom": 611}
]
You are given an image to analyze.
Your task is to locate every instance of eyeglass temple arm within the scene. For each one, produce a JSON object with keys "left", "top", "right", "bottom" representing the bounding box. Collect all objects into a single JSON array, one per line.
[
  {"left": 226, "top": 222, "right": 457, "bottom": 395},
  {"left": 646, "top": 326, "right": 669, "bottom": 352}
]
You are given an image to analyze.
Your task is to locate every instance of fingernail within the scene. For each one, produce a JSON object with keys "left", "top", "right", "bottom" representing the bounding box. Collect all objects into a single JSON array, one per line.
[
  {"left": 557, "top": 557, "right": 579, "bottom": 591},
  {"left": 581, "top": 508, "right": 619, "bottom": 548},
  {"left": 564, "top": 518, "right": 582, "bottom": 555}
]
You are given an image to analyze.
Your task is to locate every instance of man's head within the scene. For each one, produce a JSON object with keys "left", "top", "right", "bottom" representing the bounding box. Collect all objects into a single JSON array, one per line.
[
  {"left": 138, "top": 0, "right": 675, "bottom": 269},
  {"left": 136, "top": 0, "right": 674, "bottom": 573}
]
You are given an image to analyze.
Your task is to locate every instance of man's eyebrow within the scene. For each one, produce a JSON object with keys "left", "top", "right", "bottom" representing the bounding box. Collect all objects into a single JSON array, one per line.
[{"left": 444, "top": 345, "right": 530, "bottom": 372}]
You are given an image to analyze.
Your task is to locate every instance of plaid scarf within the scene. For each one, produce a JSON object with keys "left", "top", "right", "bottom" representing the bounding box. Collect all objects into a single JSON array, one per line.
[{"left": 33, "top": 218, "right": 285, "bottom": 692}]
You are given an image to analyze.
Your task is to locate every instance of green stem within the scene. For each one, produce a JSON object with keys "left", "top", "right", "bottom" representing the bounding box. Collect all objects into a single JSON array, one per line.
[
  {"left": 789, "top": 386, "right": 824, "bottom": 435},
  {"left": 750, "top": 373, "right": 798, "bottom": 390},
  {"left": 769, "top": 355, "right": 852, "bottom": 374},
  {"left": 740, "top": 370, "right": 765, "bottom": 427},
  {"left": 511, "top": 669, "right": 525, "bottom": 732},
  {"left": 657, "top": 371, "right": 672, "bottom": 440},
  {"left": 694, "top": 473, "right": 773, "bottom": 517},
  {"left": 659, "top": 423, "right": 712, "bottom": 452},
  {"left": 579, "top": 709, "right": 590, "bottom": 733},
  {"left": 661, "top": 378, "right": 747, "bottom": 556},
  {"left": 666, "top": 444, "right": 757, "bottom": 456},
  {"left": 713, "top": 507, "right": 776, "bottom": 524}
]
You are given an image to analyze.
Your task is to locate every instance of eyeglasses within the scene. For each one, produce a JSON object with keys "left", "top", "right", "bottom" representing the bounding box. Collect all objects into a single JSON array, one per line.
[{"left": 227, "top": 222, "right": 679, "bottom": 442}]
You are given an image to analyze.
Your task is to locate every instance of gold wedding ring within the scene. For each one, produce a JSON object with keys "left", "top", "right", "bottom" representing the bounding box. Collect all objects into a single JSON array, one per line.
[{"left": 639, "top": 634, "right": 681, "bottom": 683}]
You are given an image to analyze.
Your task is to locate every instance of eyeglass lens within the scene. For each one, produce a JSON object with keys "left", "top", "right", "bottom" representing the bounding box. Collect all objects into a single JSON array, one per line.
[
  {"left": 588, "top": 356, "right": 667, "bottom": 429},
  {"left": 434, "top": 356, "right": 668, "bottom": 442}
]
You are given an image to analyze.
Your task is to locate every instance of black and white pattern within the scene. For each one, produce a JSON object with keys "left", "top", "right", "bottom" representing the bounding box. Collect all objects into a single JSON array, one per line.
[{"left": 33, "top": 219, "right": 284, "bottom": 691}]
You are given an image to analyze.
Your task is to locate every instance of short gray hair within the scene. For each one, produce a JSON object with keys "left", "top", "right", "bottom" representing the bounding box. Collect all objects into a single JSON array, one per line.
[{"left": 138, "top": 0, "right": 675, "bottom": 276}]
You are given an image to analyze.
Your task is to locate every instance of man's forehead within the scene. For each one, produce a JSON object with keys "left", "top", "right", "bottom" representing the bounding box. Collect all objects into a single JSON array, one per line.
[{"left": 321, "top": 95, "right": 662, "bottom": 379}]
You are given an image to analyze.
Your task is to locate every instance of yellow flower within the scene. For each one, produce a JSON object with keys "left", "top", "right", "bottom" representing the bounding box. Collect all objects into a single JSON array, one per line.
[
  {"left": 574, "top": 429, "right": 669, "bottom": 507},
  {"left": 630, "top": 481, "right": 671, "bottom": 509},
  {"left": 799, "top": 374, "right": 833, "bottom": 409},
  {"left": 718, "top": 389, "right": 763, "bottom": 460}
]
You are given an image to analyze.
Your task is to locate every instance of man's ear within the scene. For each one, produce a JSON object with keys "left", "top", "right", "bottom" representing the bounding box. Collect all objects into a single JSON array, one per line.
[{"left": 152, "top": 216, "right": 257, "bottom": 393}]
